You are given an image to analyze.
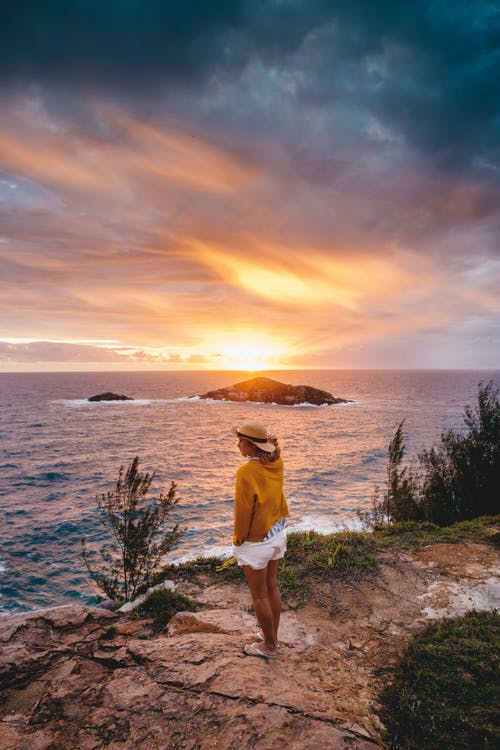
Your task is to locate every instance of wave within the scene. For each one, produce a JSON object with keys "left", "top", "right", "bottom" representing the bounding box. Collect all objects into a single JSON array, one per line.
[
  {"left": 38, "top": 471, "right": 69, "bottom": 482},
  {"left": 52, "top": 399, "right": 155, "bottom": 407},
  {"left": 177, "top": 395, "right": 241, "bottom": 403},
  {"left": 13, "top": 471, "right": 70, "bottom": 487},
  {"left": 287, "top": 514, "right": 364, "bottom": 534},
  {"left": 167, "top": 544, "right": 233, "bottom": 565},
  {"left": 52, "top": 396, "right": 358, "bottom": 409},
  {"left": 175, "top": 396, "right": 354, "bottom": 408}
]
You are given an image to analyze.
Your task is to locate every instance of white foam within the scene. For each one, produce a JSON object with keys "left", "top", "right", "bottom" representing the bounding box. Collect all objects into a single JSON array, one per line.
[
  {"left": 291, "top": 402, "right": 330, "bottom": 408},
  {"left": 167, "top": 544, "right": 233, "bottom": 565},
  {"left": 176, "top": 396, "right": 240, "bottom": 405},
  {"left": 176, "top": 397, "right": 346, "bottom": 408},
  {"left": 52, "top": 399, "right": 154, "bottom": 407},
  {"left": 287, "top": 514, "right": 364, "bottom": 535}
]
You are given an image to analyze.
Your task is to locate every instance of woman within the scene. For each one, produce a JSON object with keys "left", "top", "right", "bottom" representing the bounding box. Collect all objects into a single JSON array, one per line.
[{"left": 231, "top": 420, "right": 289, "bottom": 659}]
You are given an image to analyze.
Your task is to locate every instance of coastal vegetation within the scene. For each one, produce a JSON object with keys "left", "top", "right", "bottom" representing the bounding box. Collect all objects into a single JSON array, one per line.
[
  {"left": 365, "top": 381, "right": 500, "bottom": 527},
  {"left": 149, "top": 516, "right": 498, "bottom": 605},
  {"left": 149, "top": 529, "right": 379, "bottom": 598},
  {"left": 134, "top": 588, "right": 200, "bottom": 633},
  {"left": 379, "top": 610, "right": 500, "bottom": 750},
  {"left": 81, "top": 457, "right": 182, "bottom": 602},
  {"left": 365, "top": 385, "right": 500, "bottom": 749}
]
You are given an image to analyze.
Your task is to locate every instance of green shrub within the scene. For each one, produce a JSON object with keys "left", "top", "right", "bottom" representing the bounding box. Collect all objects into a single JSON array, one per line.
[
  {"left": 372, "top": 516, "right": 500, "bottom": 551},
  {"left": 277, "top": 561, "right": 301, "bottom": 594},
  {"left": 379, "top": 611, "right": 500, "bottom": 750},
  {"left": 152, "top": 555, "right": 245, "bottom": 586},
  {"left": 135, "top": 588, "right": 200, "bottom": 631},
  {"left": 367, "top": 382, "right": 500, "bottom": 527},
  {"left": 419, "top": 381, "right": 500, "bottom": 525},
  {"left": 365, "top": 420, "right": 420, "bottom": 526},
  {"left": 285, "top": 530, "right": 379, "bottom": 581},
  {"left": 82, "top": 457, "right": 182, "bottom": 601}
]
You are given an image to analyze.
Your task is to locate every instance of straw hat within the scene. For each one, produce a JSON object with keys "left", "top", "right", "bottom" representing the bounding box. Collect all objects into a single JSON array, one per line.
[{"left": 231, "top": 421, "right": 276, "bottom": 452}]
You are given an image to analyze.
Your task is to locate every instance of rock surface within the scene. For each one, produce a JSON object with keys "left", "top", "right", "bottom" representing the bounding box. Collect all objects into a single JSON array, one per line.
[
  {"left": 1, "top": 542, "right": 498, "bottom": 749},
  {"left": 197, "top": 376, "right": 350, "bottom": 406},
  {"left": 88, "top": 392, "right": 134, "bottom": 401}
]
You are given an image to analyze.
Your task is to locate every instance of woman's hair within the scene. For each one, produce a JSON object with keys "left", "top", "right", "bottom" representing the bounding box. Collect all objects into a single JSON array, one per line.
[{"left": 255, "top": 436, "right": 280, "bottom": 464}]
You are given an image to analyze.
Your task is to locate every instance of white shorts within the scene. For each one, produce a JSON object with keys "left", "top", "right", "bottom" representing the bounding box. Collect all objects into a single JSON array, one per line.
[{"left": 232, "top": 529, "right": 287, "bottom": 570}]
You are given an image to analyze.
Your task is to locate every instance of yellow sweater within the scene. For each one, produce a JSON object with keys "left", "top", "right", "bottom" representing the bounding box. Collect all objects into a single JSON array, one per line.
[{"left": 233, "top": 457, "right": 289, "bottom": 546}]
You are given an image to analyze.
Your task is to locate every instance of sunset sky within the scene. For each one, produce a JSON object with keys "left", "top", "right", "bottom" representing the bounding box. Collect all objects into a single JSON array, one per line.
[{"left": 1, "top": 1, "right": 499, "bottom": 371}]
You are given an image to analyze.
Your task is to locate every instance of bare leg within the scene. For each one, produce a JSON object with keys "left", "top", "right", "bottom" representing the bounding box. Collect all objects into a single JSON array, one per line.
[
  {"left": 243, "top": 565, "right": 277, "bottom": 655},
  {"left": 266, "top": 559, "right": 281, "bottom": 644}
]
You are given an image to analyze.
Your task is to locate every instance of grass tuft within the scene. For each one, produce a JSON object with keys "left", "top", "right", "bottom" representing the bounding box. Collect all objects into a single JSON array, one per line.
[
  {"left": 286, "top": 529, "right": 379, "bottom": 576},
  {"left": 379, "top": 610, "right": 500, "bottom": 750},
  {"left": 372, "top": 514, "right": 500, "bottom": 551},
  {"left": 134, "top": 589, "right": 201, "bottom": 632}
]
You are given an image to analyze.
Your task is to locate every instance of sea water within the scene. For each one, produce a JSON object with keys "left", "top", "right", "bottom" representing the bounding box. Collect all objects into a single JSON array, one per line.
[{"left": 1, "top": 369, "right": 498, "bottom": 613}]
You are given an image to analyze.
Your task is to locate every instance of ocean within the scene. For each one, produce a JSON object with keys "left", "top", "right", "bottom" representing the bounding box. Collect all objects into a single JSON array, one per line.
[{"left": 1, "top": 369, "right": 499, "bottom": 614}]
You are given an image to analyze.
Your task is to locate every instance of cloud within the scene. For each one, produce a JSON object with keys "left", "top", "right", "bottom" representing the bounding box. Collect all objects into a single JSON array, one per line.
[
  {"left": 0, "top": 340, "right": 212, "bottom": 366},
  {"left": 0, "top": 2, "right": 499, "bottom": 368},
  {"left": 0, "top": 98, "right": 499, "bottom": 365},
  {"left": 1, "top": 1, "right": 499, "bottom": 171},
  {"left": 0, "top": 341, "right": 130, "bottom": 363},
  {"left": 0, "top": 0, "right": 245, "bottom": 89}
]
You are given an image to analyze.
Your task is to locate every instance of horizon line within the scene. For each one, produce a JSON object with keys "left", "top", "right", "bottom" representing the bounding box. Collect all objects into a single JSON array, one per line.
[{"left": 1, "top": 366, "right": 500, "bottom": 376}]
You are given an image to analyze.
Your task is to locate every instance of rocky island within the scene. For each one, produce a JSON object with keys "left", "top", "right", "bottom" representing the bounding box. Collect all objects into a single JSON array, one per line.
[
  {"left": 88, "top": 392, "right": 134, "bottom": 402},
  {"left": 197, "top": 376, "right": 350, "bottom": 406}
]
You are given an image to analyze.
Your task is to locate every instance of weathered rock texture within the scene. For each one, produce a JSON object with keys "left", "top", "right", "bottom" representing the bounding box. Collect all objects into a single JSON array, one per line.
[
  {"left": 198, "top": 377, "right": 350, "bottom": 406},
  {"left": 1, "top": 542, "right": 498, "bottom": 750},
  {"left": 88, "top": 392, "right": 134, "bottom": 402}
]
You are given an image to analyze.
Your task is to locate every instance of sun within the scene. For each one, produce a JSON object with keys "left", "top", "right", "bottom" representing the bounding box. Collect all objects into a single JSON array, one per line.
[{"left": 215, "top": 337, "right": 287, "bottom": 371}]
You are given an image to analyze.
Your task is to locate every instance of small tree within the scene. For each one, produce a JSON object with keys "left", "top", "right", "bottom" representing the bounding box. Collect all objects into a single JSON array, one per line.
[
  {"left": 419, "top": 380, "right": 500, "bottom": 524},
  {"left": 365, "top": 420, "right": 420, "bottom": 526},
  {"left": 81, "top": 457, "right": 182, "bottom": 602},
  {"left": 365, "top": 381, "right": 500, "bottom": 528}
]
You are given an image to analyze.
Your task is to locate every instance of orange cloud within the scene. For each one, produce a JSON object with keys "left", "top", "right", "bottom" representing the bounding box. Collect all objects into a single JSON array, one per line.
[
  {"left": 0, "top": 101, "right": 258, "bottom": 201},
  {"left": 1, "top": 96, "right": 499, "bottom": 370}
]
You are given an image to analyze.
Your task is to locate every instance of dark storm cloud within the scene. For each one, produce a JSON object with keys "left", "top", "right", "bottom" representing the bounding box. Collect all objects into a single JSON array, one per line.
[
  {"left": 0, "top": 0, "right": 242, "bottom": 88},
  {"left": 0, "top": 0, "right": 322, "bottom": 89},
  {"left": 1, "top": 1, "right": 499, "bottom": 170}
]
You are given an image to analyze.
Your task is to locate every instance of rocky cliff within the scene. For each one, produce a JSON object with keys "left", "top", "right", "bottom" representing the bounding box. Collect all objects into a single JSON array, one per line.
[{"left": 1, "top": 541, "right": 498, "bottom": 750}]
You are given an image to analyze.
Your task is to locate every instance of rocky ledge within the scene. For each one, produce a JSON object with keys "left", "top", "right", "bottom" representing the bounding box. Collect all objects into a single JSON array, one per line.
[
  {"left": 1, "top": 541, "right": 498, "bottom": 749},
  {"left": 88, "top": 392, "right": 134, "bottom": 402},
  {"left": 197, "top": 376, "right": 350, "bottom": 406}
]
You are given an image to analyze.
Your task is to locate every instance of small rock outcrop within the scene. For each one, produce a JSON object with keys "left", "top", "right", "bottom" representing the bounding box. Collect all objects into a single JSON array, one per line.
[
  {"left": 197, "top": 376, "right": 350, "bottom": 406},
  {"left": 88, "top": 392, "right": 134, "bottom": 402}
]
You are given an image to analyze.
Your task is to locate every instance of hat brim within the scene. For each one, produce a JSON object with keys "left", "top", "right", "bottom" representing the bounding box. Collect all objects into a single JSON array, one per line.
[{"left": 231, "top": 425, "right": 276, "bottom": 452}]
